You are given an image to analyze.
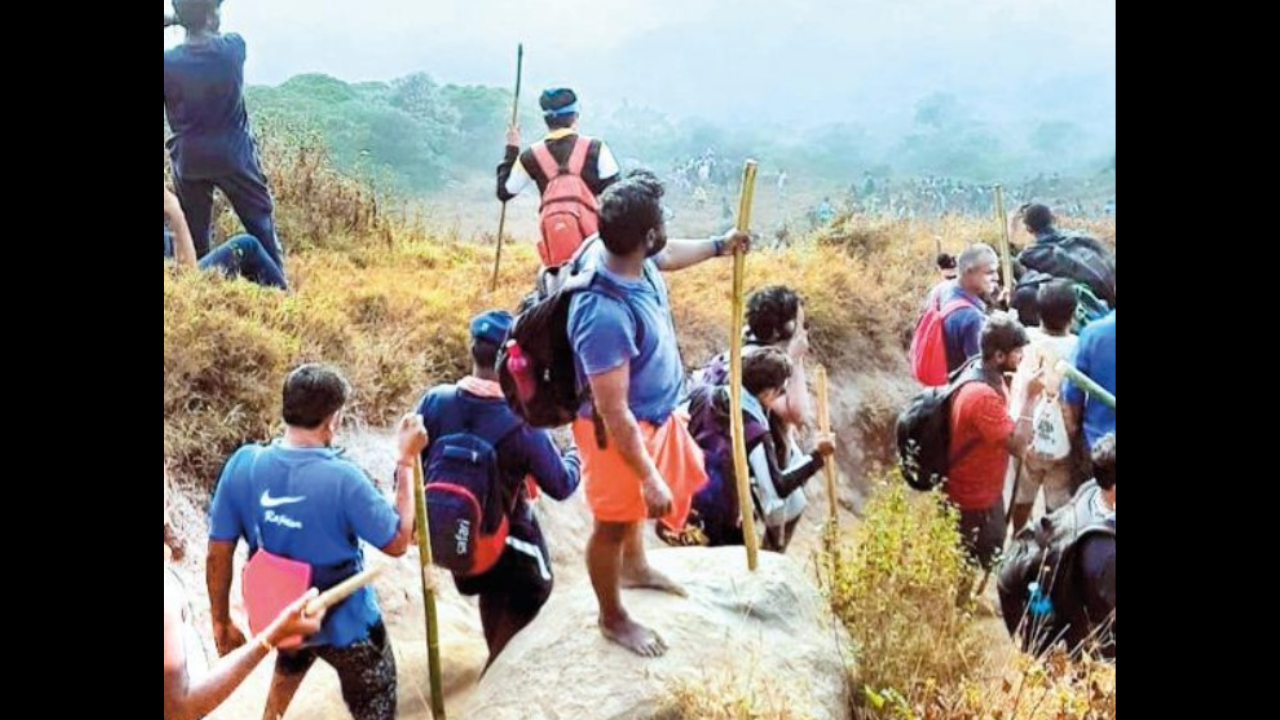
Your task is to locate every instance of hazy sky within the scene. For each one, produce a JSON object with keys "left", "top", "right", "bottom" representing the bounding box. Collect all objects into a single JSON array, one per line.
[{"left": 165, "top": 0, "right": 1115, "bottom": 137}]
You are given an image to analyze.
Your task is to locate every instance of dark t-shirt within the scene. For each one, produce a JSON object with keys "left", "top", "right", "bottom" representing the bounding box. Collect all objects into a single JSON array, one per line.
[{"left": 164, "top": 34, "right": 255, "bottom": 179}]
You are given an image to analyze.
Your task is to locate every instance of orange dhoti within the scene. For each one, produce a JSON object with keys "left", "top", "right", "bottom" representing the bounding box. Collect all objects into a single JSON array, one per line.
[{"left": 573, "top": 412, "right": 708, "bottom": 529}]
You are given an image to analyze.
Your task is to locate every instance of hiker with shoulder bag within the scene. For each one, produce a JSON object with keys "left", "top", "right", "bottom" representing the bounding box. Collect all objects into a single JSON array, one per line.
[
  {"left": 206, "top": 365, "right": 428, "bottom": 720},
  {"left": 416, "top": 311, "right": 581, "bottom": 667},
  {"left": 1015, "top": 204, "right": 1116, "bottom": 308},
  {"left": 1008, "top": 280, "right": 1082, "bottom": 532},
  {"left": 898, "top": 314, "right": 1043, "bottom": 569},
  {"left": 691, "top": 286, "right": 813, "bottom": 431}
]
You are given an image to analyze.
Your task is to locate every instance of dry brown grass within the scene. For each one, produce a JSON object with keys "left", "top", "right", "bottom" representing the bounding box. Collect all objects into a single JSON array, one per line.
[
  {"left": 163, "top": 239, "right": 531, "bottom": 487},
  {"left": 162, "top": 123, "right": 1116, "bottom": 496},
  {"left": 162, "top": 211, "right": 1115, "bottom": 490},
  {"left": 658, "top": 666, "right": 820, "bottom": 720}
]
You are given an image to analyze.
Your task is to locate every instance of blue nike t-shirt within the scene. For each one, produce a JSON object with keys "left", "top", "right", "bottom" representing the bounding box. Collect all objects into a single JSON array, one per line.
[{"left": 208, "top": 442, "right": 399, "bottom": 648}]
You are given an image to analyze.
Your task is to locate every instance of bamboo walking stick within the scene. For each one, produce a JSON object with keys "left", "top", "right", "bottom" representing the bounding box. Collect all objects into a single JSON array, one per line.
[
  {"left": 730, "top": 160, "right": 760, "bottom": 572},
  {"left": 413, "top": 455, "right": 447, "bottom": 719},
  {"left": 490, "top": 44, "right": 525, "bottom": 293}
]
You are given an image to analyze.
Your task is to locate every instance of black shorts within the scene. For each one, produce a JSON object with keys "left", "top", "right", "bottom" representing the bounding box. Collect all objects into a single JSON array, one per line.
[
  {"left": 454, "top": 518, "right": 554, "bottom": 613},
  {"left": 960, "top": 499, "right": 1007, "bottom": 570},
  {"left": 275, "top": 621, "right": 397, "bottom": 720}
]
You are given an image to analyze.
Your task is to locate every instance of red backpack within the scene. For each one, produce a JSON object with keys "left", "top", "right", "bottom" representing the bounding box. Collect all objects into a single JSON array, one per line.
[
  {"left": 531, "top": 137, "right": 599, "bottom": 268},
  {"left": 909, "top": 296, "right": 975, "bottom": 386}
]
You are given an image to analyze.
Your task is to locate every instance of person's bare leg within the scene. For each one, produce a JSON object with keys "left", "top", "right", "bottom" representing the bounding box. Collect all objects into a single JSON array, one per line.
[
  {"left": 589, "top": 520, "right": 668, "bottom": 657},
  {"left": 621, "top": 521, "right": 686, "bottom": 596},
  {"left": 262, "top": 666, "right": 309, "bottom": 720}
]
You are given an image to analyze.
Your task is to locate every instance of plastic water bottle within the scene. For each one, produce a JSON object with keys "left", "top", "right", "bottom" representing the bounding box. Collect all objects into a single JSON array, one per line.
[
  {"left": 506, "top": 341, "right": 537, "bottom": 403},
  {"left": 1028, "top": 582, "right": 1054, "bottom": 619}
]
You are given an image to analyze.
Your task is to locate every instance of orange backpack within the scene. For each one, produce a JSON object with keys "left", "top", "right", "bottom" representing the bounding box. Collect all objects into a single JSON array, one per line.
[{"left": 531, "top": 137, "right": 599, "bottom": 268}]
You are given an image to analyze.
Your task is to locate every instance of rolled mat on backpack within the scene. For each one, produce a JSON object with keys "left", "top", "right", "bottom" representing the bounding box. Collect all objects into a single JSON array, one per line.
[{"left": 573, "top": 412, "right": 708, "bottom": 529}]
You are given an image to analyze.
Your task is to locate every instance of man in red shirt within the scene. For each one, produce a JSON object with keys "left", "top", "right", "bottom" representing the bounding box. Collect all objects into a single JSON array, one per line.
[{"left": 947, "top": 314, "right": 1044, "bottom": 569}]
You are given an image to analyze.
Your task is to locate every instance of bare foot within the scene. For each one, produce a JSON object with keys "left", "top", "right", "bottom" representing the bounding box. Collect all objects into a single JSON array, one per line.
[
  {"left": 621, "top": 565, "right": 688, "bottom": 597},
  {"left": 600, "top": 614, "right": 669, "bottom": 658}
]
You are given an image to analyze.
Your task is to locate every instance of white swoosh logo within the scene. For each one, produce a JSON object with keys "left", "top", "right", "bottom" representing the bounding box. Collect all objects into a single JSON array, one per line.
[{"left": 260, "top": 490, "right": 307, "bottom": 509}]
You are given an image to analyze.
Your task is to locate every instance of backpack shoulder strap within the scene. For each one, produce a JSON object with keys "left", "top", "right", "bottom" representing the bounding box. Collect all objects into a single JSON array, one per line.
[
  {"left": 743, "top": 413, "right": 771, "bottom": 447},
  {"left": 584, "top": 272, "right": 648, "bottom": 351},
  {"left": 423, "top": 385, "right": 465, "bottom": 439},
  {"left": 565, "top": 136, "right": 592, "bottom": 177},
  {"left": 529, "top": 141, "right": 561, "bottom": 180},
  {"left": 945, "top": 375, "right": 989, "bottom": 467},
  {"left": 940, "top": 297, "right": 976, "bottom": 319},
  {"left": 436, "top": 385, "right": 524, "bottom": 447},
  {"left": 567, "top": 235, "right": 602, "bottom": 275}
]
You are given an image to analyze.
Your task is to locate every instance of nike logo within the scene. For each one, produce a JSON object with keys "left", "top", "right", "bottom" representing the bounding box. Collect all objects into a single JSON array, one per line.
[{"left": 260, "top": 490, "right": 307, "bottom": 509}]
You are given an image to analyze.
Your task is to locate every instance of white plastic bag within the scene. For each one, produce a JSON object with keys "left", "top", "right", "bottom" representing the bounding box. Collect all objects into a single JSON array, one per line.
[{"left": 1031, "top": 396, "right": 1071, "bottom": 461}]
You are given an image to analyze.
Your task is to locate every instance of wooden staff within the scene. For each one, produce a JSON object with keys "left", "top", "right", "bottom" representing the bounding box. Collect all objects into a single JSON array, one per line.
[
  {"left": 1056, "top": 360, "right": 1116, "bottom": 411},
  {"left": 490, "top": 44, "right": 525, "bottom": 294},
  {"left": 816, "top": 365, "right": 838, "bottom": 525},
  {"left": 304, "top": 566, "right": 387, "bottom": 616},
  {"left": 730, "top": 160, "right": 760, "bottom": 572},
  {"left": 413, "top": 456, "right": 447, "bottom": 719},
  {"left": 994, "top": 184, "right": 1016, "bottom": 298}
]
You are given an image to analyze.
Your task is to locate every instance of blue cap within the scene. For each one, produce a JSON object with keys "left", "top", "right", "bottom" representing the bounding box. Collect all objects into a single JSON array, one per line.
[
  {"left": 470, "top": 310, "right": 513, "bottom": 347},
  {"left": 540, "top": 88, "right": 579, "bottom": 118}
]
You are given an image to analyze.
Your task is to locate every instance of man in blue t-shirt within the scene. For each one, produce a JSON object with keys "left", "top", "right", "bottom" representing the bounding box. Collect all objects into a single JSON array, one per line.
[
  {"left": 207, "top": 364, "right": 428, "bottom": 720},
  {"left": 1064, "top": 312, "right": 1117, "bottom": 447},
  {"left": 568, "top": 170, "right": 749, "bottom": 659},
  {"left": 165, "top": 0, "right": 282, "bottom": 267}
]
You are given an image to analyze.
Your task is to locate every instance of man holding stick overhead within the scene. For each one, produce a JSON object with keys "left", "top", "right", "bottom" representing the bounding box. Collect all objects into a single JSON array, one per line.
[
  {"left": 569, "top": 170, "right": 749, "bottom": 657},
  {"left": 165, "top": 0, "right": 284, "bottom": 268},
  {"left": 498, "top": 88, "right": 622, "bottom": 268}
]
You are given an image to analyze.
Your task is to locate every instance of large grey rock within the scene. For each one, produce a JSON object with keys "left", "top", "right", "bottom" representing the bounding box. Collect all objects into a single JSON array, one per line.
[{"left": 462, "top": 547, "right": 853, "bottom": 720}]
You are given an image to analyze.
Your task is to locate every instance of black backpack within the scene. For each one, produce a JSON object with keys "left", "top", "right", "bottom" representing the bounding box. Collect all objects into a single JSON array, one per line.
[
  {"left": 497, "top": 238, "right": 643, "bottom": 441},
  {"left": 1018, "top": 233, "right": 1117, "bottom": 309},
  {"left": 997, "top": 482, "right": 1116, "bottom": 655},
  {"left": 896, "top": 362, "right": 986, "bottom": 491}
]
